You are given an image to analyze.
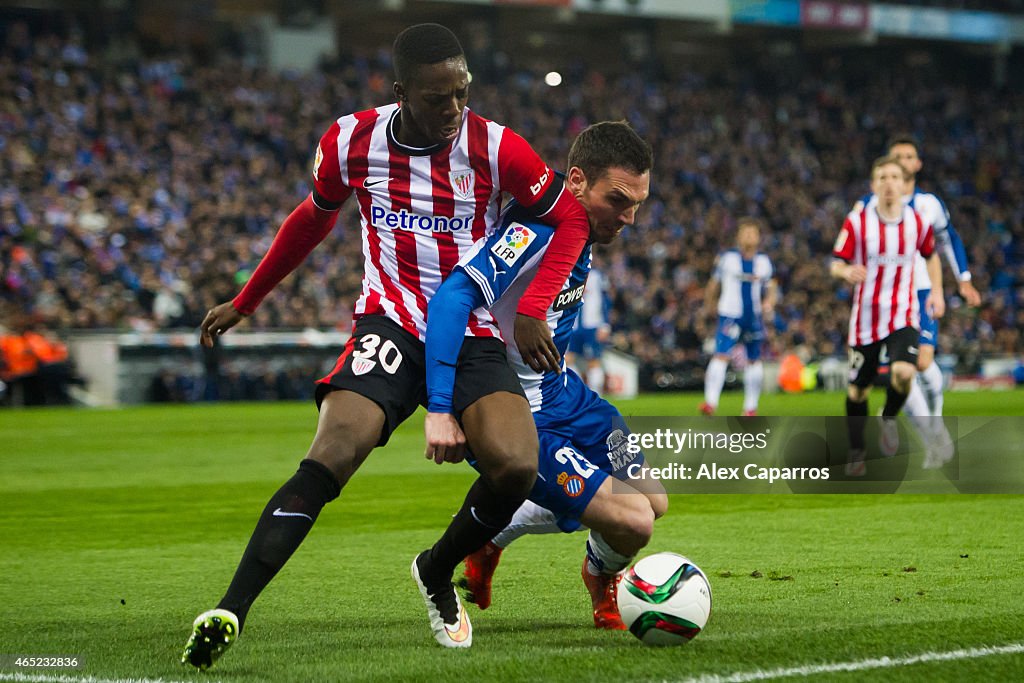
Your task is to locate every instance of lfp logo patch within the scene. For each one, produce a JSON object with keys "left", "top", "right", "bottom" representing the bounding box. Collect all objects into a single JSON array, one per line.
[{"left": 491, "top": 223, "right": 536, "bottom": 266}]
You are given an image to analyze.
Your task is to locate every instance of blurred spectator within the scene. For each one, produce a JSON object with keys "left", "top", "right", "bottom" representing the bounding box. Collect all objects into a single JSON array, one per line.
[{"left": 1, "top": 23, "right": 1022, "bottom": 393}]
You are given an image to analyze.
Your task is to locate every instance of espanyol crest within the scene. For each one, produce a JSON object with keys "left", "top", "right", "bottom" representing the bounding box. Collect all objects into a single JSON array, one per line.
[{"left": 449, "top": 169, "right": 475, "bottom": 200}]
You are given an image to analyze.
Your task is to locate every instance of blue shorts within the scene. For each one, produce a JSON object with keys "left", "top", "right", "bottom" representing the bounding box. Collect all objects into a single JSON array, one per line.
[
  {"left": 917, "top": 289, "right": 938, "bottom": 349},
  {"left": 530, "top": 371, "right": 645, "bottom": 532},
  {"left": 568, "top": 326, "right": 604, "bottom": 360},
  {"left": 714, "top": 316, "right": 764, "bottom": 361}
]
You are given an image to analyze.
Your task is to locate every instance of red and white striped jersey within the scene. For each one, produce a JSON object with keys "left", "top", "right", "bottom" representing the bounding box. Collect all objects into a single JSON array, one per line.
[
  {"left": 833, "top": 204, "right": 935, "bottom": 346},
  {"left": 311, "top": 103, "right": 561, "bottom": 341}
]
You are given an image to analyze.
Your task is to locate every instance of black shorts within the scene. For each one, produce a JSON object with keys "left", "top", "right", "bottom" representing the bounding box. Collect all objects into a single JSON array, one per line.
[
  {"left": 848, "top": 326, "right": 920, "bottom": 388},
  {"left": 316, "top": 315, "right": 525, "bottom": 446}
]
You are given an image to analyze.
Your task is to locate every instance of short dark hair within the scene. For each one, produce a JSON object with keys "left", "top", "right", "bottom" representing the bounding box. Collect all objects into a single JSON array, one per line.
[
  {"left": 567, "top": 121, "right": 653, "bottom": 183},
  {"left": 392, "top": 24, "right": 464, "bottom": 82},
  {"left": 886, "top": 134, "right": 919, "bottom": 153}
]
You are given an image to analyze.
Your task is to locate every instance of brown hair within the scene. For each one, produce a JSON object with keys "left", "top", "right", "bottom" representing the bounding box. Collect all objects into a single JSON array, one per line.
[{"left": 871, "top": 155, "right": 911, "bottom": 180}]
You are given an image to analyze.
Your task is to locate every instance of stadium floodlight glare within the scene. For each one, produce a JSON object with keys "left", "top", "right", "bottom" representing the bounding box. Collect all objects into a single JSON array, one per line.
[{"left": 544, "top": 71, "right": 562, "bottom": 87}]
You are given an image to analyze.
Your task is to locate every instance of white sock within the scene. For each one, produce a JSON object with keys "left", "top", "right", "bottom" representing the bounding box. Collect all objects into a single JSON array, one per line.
[
  {"left": 743, "top": 361, "right": 764, "bottom": 413},
  {"left": 704, "top": 357, "right": 728, "bottom": 408},
  {"left": 586, "top": 364, "right": 605, "bottom": 392},
  {"left": 919, "top": 362, "right": 944, "bottom": 416},
  {"left": 585, "top": 531, "right": 633, "bottom": 576},
  {"left": 491, "top": 500, "right": 562, "bottom": 549},
  {"left": 903, "top": 376, "right": 930, "bottom": 418}
]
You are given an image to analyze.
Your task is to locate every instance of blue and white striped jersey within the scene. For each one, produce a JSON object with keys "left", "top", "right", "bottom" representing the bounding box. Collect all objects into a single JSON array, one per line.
[
  {"left": 713, "top": 249, "right": 773, "bottom": 320},
  {"left": 456, "top": 212, "right": 592, "bottom": 412}
]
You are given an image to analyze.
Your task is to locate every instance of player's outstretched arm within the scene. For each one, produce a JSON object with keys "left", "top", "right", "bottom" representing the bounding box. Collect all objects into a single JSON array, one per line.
[
  {"left": 763, "top": 279, "right": 779, "bottom": 319},
  {"left": 514, "top": 185, "right": 588, "bottom": 374},
  {"left": 945, "top": 225, "right": 982, "bottom": 305},
  {"left": 231, "top": 196, "right": 340, "bottom": 315},
  {"left": 199, "top": 195, "right": 340, "bottom": 347},
  {"left": 925, "top": 253, "right": 945, "bottom": 319},
  {"left": 703, "top": 278, "right": 720, "bottom": 319},
  {"left": 424, "top": 270, "right": 488, "bottom": 464},
  {"left": 831, "top": 217, "right": 865, "bottom": 284},
  {"left": 494, "top": 129, "right": 590, "bottom": 372}
]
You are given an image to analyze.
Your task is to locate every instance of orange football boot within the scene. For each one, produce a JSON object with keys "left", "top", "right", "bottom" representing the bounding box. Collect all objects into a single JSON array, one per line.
[
  {"left": 581, "top": 557, "right": 626, "bottom": 630},
  {"left": 458, "top": 541, "right": 503, "bottom": 610}
]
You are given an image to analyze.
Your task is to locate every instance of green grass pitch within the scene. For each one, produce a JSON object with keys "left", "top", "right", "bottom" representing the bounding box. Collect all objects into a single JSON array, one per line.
[{"left": 2, "top": 390, "right": 1023, "bottom": 682}]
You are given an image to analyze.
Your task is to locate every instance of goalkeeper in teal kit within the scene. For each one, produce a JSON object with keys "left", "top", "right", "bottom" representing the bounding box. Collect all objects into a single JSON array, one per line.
[{"left": 423, "top": 121, "right": 667, "bottom": 629}]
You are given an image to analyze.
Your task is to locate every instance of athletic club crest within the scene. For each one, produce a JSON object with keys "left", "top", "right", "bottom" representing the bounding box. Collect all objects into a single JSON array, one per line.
[
  {"left": 351, "top": 357, "right": 376, "bottom": 376},
  {"left": 449, "top": 169, "right": 475, "bottom": 200}
]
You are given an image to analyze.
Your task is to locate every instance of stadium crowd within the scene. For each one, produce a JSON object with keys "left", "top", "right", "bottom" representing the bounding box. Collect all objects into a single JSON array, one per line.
[{"left": 2, "top": 21, "right": 1023, "bottom": 397}]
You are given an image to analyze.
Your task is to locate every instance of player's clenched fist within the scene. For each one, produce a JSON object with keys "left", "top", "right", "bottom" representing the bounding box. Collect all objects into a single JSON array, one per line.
[{"left": 424, "top": 412, "right": 467, "bottom": 465}]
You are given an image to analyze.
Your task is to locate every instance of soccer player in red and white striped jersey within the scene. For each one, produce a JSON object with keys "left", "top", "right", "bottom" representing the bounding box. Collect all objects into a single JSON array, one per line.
[
  {"left": 184, "top": 24, "right": 591, "bottom": 667},
  {"left": 831, "top": 156, "right": 945, "bottom": 475}
]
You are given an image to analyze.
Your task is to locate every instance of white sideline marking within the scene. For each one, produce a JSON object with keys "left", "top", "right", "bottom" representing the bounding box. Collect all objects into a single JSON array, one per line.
[
  {"left": 0, "top": 673, "right": 219, "bottom": 683},
  {"left": 678, "top": 643, "right": 1024, "bottom": 683}
]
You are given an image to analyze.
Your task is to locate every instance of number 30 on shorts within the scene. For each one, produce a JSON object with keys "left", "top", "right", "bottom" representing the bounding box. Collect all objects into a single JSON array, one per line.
[{"left": 352, "top": 333, "right": 404, "bottom": 375}]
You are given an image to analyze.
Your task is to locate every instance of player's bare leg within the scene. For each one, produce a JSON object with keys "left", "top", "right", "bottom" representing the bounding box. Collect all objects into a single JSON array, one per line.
[
  {"left": 879, "top": 361, "right": 916, "bottom": 456},
  {"left": 183, "top": 390, "right": 383, "bottom": 669}
]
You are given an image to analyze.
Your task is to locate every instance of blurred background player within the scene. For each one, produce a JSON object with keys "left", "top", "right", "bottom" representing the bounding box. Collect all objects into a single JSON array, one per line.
[
  {"left": 565, "top": 261, "right": 611, "bottom": 391},
  {"left": 832, "top": 156, "right": 944, "bottom": 475},
  {"left": 424, "top": 121, "right": 666, "bottom": 631},
  {"left": 887, "top": 137, "right": 982, "bottom": 466},
  {"left": 182, "top": 23, "right": 592, "bottom": 666},
  {"left": 699, "top": 218, "right": 777, "bottom": 417}
]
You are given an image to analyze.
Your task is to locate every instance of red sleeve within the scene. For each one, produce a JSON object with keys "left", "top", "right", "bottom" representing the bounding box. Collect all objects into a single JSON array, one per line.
[
  {"left": 832, "top": 218, "right": 857, "bottom": 262},
  {"left": 496, "top": 127, "right": 591, "bottom": 319},
  {"left": 312, "top": 121, "right": 348, "bottom": 208},
  {"left": 917, "top": 219, "right": 935, "bottom": 258},
  {"left": 232, "top": 195, "right": 342, "bottom": 314}
]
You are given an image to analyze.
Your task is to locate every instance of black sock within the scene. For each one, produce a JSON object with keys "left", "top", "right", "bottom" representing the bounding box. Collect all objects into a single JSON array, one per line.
[
  {"left": 421, "top": 477, "right": 525, "bottom": 587},
  {"left": 883, "top": 385, "right": 907, "bottom": 417},
  {"left": 846, "top": 397, "right": 868, "bottom": 450},
  {"left": 218, "top": 459, "right": 340, "bottom": 629}
]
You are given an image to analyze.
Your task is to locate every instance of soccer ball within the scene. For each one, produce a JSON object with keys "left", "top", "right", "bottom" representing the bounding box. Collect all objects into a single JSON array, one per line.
[{"left": 617, "top": 552, "right": 712, "bottom": 646}]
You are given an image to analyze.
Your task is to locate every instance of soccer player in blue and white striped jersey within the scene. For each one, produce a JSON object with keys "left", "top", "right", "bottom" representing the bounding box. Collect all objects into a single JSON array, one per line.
[
  {"left": 423, "top": 122, "right": 666, "bottom": 632},
  {"left": 700, "top": 219, "right": 778, "bottom": 416}
]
